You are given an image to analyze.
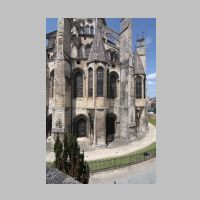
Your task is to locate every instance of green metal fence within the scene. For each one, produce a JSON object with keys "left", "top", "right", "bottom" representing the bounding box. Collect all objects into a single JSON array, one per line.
[{"left": 87, "top": 147, "right": 156, "bottom": 172}]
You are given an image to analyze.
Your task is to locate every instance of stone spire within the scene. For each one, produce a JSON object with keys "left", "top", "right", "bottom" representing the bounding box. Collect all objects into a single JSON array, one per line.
[
  {"left": 133, "top": 50, "right": 145, "bottom": 75},
  {"left": 87, "top": 26, "right": 108, "bottom": 64}
]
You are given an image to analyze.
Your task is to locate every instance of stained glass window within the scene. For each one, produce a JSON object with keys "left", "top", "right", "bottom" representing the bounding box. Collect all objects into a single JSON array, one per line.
[
  {"left": 74, "top": 71, "right": 83, "bottom": 97},
  {"left": 97, "top": 67, "right": 104, "bottom": 96},
  {"left": 88, "top": 68, "right": 93, "bottom": 97}
]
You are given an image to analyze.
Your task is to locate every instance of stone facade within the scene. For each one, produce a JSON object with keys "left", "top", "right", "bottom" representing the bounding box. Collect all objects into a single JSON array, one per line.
[{"left": 46, "top": 18, "right": 148, "bottom": 146}]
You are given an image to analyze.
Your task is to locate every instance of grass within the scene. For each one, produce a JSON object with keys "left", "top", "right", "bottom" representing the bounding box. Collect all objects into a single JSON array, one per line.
[
  {"left": 47, "top": 126, "right": 156, "bottom": 172},
  {"left": 47, "top": 142, "right": 156, "bottom": 172},
  {"left": 88, "top": 142, "right": 156, "bottom": 172},
  {"left": 149, "top": 117, "right": 156, "bottom": 126}
]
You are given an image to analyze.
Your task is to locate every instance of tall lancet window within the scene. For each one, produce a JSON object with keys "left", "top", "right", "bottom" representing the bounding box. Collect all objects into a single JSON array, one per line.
[
  {"left": 86, "top": 25, "right": 90, "bottom": 34},
  {"left": 90, "top": 26, "right": 94, "bottom": 35},
  {"left": 74, "top": 71, "right": 83, "bottom": 97},
  {"left": 136, "top": 76, "right": 142, "bottom": 99},
  {"left": 88, "top": 68, "right": 93, "bottom": 97},
  {"left": 82, "top": 45, "right": 85, "bottom": 58},
  {"left": 110, "top": 74, "right": 117, "bottom": 98},
  {"left": 85, "top": 44, "right": 91, "bottom": 58},
  {"left": 97, "top": 67, "right": 104, "bottom": 96},
  {"left": 143, "top": 78, "right": 146, "bottom": 98}
]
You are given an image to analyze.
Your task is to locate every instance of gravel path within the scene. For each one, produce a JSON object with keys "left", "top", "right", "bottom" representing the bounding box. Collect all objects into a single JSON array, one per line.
[
  {"left": 83, "top": 123, "right": 156, "bottom": 161},
  {"left": 46, "top": 123, "right": 156, "bottom": 162}
]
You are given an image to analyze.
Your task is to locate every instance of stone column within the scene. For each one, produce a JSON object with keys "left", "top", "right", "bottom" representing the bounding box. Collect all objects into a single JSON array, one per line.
[
  {"left": 51, "top": 18, "right": 72, "bottom": 139},
  {"left": 95, "top": 109, "right": 106, "bottom": 146},
  {"left": 92, "top": 64, "right": 96, "bottom": 145},
  {"left": 93, "top": 110, "right": 97, "bottom": 145},
  {"left": 127, "top": 64, "right": 136, "bottom": 139},
  {"left": 93, "top": 64, "right": 96, "bottom": 107},
  {"left": 119, "top": 18, "right": 134, "bottom": 142}
]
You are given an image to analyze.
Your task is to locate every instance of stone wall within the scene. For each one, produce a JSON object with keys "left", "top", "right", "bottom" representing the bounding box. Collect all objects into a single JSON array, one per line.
[
  {"left": 46, "top": 165, "right": 81, "bottom": 184},
  {"left": 47, "top": 18, "right": 148, "bottom": 146}
]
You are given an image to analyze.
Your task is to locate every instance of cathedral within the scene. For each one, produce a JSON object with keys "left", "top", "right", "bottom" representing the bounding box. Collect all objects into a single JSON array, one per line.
[{"left": 46, "top": 18, "right": 149, "bottom": 147}]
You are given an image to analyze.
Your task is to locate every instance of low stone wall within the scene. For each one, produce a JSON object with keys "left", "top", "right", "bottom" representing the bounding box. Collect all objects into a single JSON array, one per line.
[{"left": 46, "top": 166, "right": 81, "bottom": 184}]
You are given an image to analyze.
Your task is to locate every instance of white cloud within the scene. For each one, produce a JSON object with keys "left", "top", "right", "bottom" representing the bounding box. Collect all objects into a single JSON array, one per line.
[
  {"left": 145, "top": 36, "right": 152, "bottom": 47},
  {"left": 147, "top": 72, "right": 156, "bottom": 80},
  {"left": 148, "top": 81, "right": 156, "bottom": 85}
]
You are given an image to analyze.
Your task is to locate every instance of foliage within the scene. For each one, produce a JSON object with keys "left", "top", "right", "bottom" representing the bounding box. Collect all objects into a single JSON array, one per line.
[
  {"left": 62, "top": 132, "right": 69, "bottom": 174},
  {"left": 54, "top": 134, "right": 60, "bottom": 153},
  {"left": 54, "top": 134, "right": 63, "bottom": 170},
  {"left": 54, "top": 132, "right": 90, "bottom": 184},
  {"left": 65, "top": 133, "right": 90, "bottom": 184}
]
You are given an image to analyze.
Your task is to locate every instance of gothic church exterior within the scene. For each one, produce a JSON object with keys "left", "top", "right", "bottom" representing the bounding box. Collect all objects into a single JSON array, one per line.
[{"left": 46, "top": 18, "right": 148, "bottom": 146}]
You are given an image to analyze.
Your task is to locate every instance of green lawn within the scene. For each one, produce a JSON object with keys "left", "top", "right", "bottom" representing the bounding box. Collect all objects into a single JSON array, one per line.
[
  {"left": 47, "top": 142, "right": 156, "bottom": 172},
  {"left": 88, "top": 142, "right": 156, "bottom": 172},
  {"left": 149, "top": 117, "right": 156, "bottom": 126}
]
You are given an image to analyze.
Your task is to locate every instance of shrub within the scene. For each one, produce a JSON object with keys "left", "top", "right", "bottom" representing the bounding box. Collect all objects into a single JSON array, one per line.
[
  {"left": 62, "top": 132, "right": 90, "bottom": 184},
  {"left": 54, "top": 134, "right": 63, "bottom": 170},
  {"left": 53, "top": 132, "right": 90, "bottom": 184}
]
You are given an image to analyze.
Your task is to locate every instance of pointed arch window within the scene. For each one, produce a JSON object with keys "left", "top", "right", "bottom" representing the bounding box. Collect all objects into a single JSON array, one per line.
[
  {"left": 77, "top": 118, "right": 86, "bottom": 137},
  {"left": 110, "top": 74, "right": 117, "bottom": 98},
  {"left": 85, "top": 44, "right": 91, "bottom": 58},
  {"left": 86, "top": 25, "right": 90, "bottom": 34},
  {"left": 82, "top": 45, "right": 85, "bottom": 58},
  {"left": 88, "top": 68, "right": 93, "bottom": 97},
  {"left": 78, "top": 45, "right": 85, "bottom": 58},
  {"left": 79, "top": 28, "right": 84, "bottom": 35},
  {"left": 71, "top": 44, "right": 78, "bottom": 58},
  {"left": 136, "top": 76, "right": 142, "bottom": 99},
  {"left": 90, "top": 26, "right": 94, "bottom": 35},
  {"left": 97, "top": 67, "right": 104, "bottom": 96},
  {"left": 74, "top": 71, "right": 83, "bottom": 97}
]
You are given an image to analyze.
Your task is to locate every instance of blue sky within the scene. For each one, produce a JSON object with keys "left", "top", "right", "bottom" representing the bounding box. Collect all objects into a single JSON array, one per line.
[{"left": 46, "top": 18, "right": 156, "bottom": 98}]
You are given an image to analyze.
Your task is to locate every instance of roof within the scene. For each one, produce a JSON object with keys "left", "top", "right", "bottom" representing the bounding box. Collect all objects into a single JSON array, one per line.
[
  {"left": 87, "top": 27, "right": 109, "bottom": 64},
  {"left": 98, "top": 18, "right": 106, "bottom": 25},
  {"left": 133, "top": 50, "right": 145, "bottom": 74},
  {"left": 46, "top": 30, "right": 57, "bottom": 39}
]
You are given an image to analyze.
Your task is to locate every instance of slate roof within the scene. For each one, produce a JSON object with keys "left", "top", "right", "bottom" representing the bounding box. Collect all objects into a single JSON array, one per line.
[
  {"left": 46, "top": 30, "right": 57, "bottom": 39},
  {"left": 133, "top": 50, "right": 145, "bottom": 75},
  {"left": 88, "top": 27, "right": 109, "bottom": 64}
]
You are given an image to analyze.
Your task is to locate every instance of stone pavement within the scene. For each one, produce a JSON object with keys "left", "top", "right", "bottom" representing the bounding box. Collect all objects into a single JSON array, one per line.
[
  {"left": 46, "top": 122, "right": 156, "bottom": 162},
  {"left": 89, "top": 157, "right": 156, "bottom": 184}
]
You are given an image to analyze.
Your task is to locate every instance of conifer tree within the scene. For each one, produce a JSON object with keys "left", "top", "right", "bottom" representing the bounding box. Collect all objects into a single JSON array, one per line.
[
  {"left": 63, "top": 132, "right": 69, "bottom": 173},
  {"left": 54, "top": 134, "right": 60, "bottom": 153},
  {"left": 54, "top": 132, "right": 90, "bottom": 184},
  {"left": 54, "top": 134, "right": 63, "bottom": 170}
]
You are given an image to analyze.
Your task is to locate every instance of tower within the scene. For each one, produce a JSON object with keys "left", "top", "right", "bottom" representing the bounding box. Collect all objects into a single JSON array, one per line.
[
  {"left": 51, "top": 18, "right": 72, "bottom": 141},
  {"left": 135, "top": 34, "right": 148, "bottom": 134},
  {"left": 136, "top": 35, "right": 146, "bottom": 73},
  {"left": 87, "top": 23, "right": 109, "bottom": 146}
]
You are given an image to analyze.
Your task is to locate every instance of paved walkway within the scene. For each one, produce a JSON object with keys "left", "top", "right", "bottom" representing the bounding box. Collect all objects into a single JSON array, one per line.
[
  {"left": 89, "top": 158, "right": 156, "bottom": 184},
  {"left": 46, "top": 123, "right": 156, "bottom": 162}
]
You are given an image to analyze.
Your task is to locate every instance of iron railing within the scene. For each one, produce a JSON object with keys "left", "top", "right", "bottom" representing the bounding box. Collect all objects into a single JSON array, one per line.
[{"left": 87, "top": 147, "right": 156, "bottom": 172}]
